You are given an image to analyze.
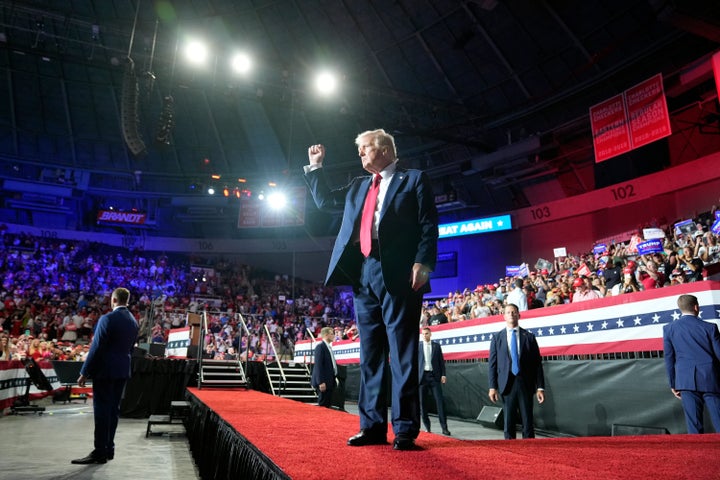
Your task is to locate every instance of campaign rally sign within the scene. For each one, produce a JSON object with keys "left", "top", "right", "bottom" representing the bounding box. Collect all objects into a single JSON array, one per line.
[
  {"left": 506, "top": 265, "right": 523, "bottom": 277},
  {"left": 712, "top": 216, "right": 720, "bottom": 235},
  {"left": 577, "top": 263, "right": 592, "bottom": 277},
  {"left": 643, "top": 228, "right": 665, "bottom": 240},
  {"left": 593, "top": 243, "right": 608, "bottom": 255},
  {"left": 711, "top": 210, "right": 720, "bottom": 234},
  {"left": 674, "top": 219, "right": 696, "bottom": 236},
  {"left": 534, "top": 258, "right": 553, "bottom": 272},
  {"left": 637, "top": 239, "right": 664, "bottom": 255}
]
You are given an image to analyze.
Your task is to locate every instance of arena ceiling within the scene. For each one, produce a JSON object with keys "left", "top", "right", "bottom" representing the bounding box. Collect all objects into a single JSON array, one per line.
[{"left": 1, "top": 0, "right": 720, "bottom": 220}]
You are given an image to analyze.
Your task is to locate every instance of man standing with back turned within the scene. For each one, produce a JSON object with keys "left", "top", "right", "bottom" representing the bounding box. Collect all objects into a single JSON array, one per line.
[
  {"left": 72, "top": 287, "right": 138, "bottom": 464},
  {"left": 663, "top": 294, "right": 720, "bottom": 433},
  {"left": 305, "top": 129, "right": 438, "bottom": 450}
]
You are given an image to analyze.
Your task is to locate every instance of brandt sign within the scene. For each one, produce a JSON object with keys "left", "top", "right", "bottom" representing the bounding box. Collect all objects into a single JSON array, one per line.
[{"left": 96, "top": 210, "right": 147, "bottom": 225}]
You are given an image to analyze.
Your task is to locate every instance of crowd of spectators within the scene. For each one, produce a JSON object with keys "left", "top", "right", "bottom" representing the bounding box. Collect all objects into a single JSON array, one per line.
[
  {"left": 422, "top": 207, "right": 719, "bottom": 326},
  {"left": 0, "top": 231, "right": 356, "bottom": 362},
  {"left": 1, "top": 204, "right": 718, "bottom": 362}
]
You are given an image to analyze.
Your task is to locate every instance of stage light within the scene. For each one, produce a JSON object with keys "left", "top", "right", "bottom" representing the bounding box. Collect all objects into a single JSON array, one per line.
[
  {"left": 233, "top": 187, "right": 241, "bottom": 198},
  {"left": 207, "top": 186, "right": 215, "bottom": 195},
  {"left": 257, "top": 191, "right": 265, "bottom": 201},
  {"left": 314, "top": 71, "right": 338, "bottom": 96},
  {"left": 211, "top": 174, "right": 221, "bottom": 180},
  {"left": 185, "top": 39, "right": 208, "bottom": 65},
  {"left": 267, "top": 192, "right": 287, "bottom": 210},
  {"left": 237, "top": 178, "right": 246, "bottom": 183},
  {"left": 231, "top": 52, "right": 252, "bottom": 74},
  {"left": 223, "top": 186, "right": 229, "bottom": 197}
]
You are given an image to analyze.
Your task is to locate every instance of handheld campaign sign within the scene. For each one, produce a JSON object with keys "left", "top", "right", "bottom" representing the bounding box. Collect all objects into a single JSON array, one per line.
[
  {"left": 674, "top": 219, "right": 696, "bottom": 236},
  {"left": 534, "top": 258, "right": 553, "bottom": 272},
  {"left": 593, "top": 244, "right": 607, "bottom": 255},
  {"left": 505, "top": 265, "right": 521, "bottom": 277},
  {"left": 643, "top": 228, "right": 665, "bottom": 240},
  {"left": 637, "top": 239, "right": 664, "bottom": 255},
  {"left": 712, "top": 211, "right": 720, "bottom": 235}
]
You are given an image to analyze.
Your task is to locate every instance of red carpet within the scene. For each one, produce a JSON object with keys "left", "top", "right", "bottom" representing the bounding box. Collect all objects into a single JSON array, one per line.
[{"left": 187, "top": 387, "right": 720, "bottom": 479}]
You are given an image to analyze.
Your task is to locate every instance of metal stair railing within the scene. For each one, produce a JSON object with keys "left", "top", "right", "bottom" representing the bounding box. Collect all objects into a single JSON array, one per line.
[
  {"left": 197, "top": 310, "right": 207, "bottom": 389},
  {"left": 235, "top": 312, "right": 252, "bottom": 387},
  {"left": 263, "top": 324, "right": 286, "bottom": 396}
]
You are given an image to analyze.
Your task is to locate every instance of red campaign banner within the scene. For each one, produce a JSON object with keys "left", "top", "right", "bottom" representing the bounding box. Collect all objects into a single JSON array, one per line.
[
  {"left": 713, "top": 51, "right": 720, "bottom": 106},
  {"left": 96, "top": 210, "right": 146, "bottom": 224},
  {"left": 237, "top": 200, "right": 261, "bottom": 228},
  {"left": 625, "top": 73, "right": 672, "bottom": 149},
  {"left": 590, "top": 94, "right": 631, "bottom": 163},
  {"left": 237, "top": 187, "right": 306, "bottom": 229}
]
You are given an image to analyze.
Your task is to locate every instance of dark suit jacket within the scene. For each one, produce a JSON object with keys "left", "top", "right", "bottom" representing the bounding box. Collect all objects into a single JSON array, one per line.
[
  {"left": 664, "top": 314, "right": 720, "bottom": 393},
  {"left": 488, "top": 327, "right": 545, "bottom": 395},
  {"left": 80, "top": 306, "right": 139, "bottom": 379},
  {"left": 418, "top": 340, "right": 446, "bottom": 382},
  {"left": 311, "top": 341, "right": 336, "bottom": 389},
  {"left": 304, "top": 166, "right": 438, "bottom": 294}
]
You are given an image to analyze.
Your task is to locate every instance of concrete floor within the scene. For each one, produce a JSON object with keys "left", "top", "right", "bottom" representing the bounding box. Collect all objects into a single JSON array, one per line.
[
  {"left": 1, "top": 397, "right": 198, "bottom": 480},
  {"left": 1, "top": 395, "right": 513, "bottom": 480}
]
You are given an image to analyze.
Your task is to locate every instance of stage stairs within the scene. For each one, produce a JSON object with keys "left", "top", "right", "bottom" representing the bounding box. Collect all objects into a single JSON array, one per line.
[
  {"left": 264, "top": 361, "right": 316, "bottom": 403},
  {"left": 198, "top": 359, "right": 248, "bottom": 389}
]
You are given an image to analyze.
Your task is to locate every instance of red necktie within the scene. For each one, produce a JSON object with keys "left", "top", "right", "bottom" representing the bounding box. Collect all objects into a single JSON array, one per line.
[{"left": 360, "top": 174, "right": 381, "bottom": 257}]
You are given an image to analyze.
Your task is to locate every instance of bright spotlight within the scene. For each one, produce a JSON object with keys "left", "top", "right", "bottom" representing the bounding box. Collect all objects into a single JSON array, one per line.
[
  {"left": 267, "top": 192, "right": 287, "bottom": 210},
  {"left": 185, "top": 40, "right": 208, "bottom": 65},
  {"left": 314, "top": 71, "right": 338, "bottom": 96},
  {"left": 231, "top": 52, "right": 252, "bottom": 74},
  {"left": 207, "top": 186, "right": 215, "bottom": 195}
]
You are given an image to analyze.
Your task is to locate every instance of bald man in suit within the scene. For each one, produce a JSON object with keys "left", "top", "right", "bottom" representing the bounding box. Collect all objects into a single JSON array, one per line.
[{"left": 305, "top": 129, "right": 438, "bottom": 450}]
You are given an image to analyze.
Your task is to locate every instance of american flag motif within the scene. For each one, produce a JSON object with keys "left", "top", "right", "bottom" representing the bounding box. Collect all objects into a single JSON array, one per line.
[{"left": 294, "top": 282, "right": 720, "bottom": 363}]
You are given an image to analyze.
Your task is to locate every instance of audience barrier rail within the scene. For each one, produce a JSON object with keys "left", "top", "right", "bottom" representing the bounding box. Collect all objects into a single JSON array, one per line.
[{"left": 293, "top": 281, "right": 720, "bottom": 363}]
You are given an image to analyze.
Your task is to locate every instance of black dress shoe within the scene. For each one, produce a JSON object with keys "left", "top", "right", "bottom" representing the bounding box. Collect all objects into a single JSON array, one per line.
[
  {"left": 347, "top": 429, "right": 388, "bottom": 446},
  {"left": 71, "top": 453, "right": 107, "bottom": 465},
  {"left": 107, "top": 451, "right": 114, "bottom": 460},
  {"left": 393, "top": 435, "right": 419, "bottom": 451},
  {"left": 442, "top": 429, "right": 452, "bottom": 436}
]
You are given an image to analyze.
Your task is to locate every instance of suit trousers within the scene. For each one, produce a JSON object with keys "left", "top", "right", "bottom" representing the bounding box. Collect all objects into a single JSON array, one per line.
[
  {"left": 680, "top": 390, "right": 720, "bottom": 434},
  {"left": 419, "top": 371, "right": 447, "bottom": 430},
  {"left": 316, "top": 384, "right": 335, "bottom": 408},
  {"left": 353, "top": 254, "right": 422, "bottom": 438},
  {"left": 501, "top": 374, "right": 535, "bottom": 439},
  {"left": 92, "top": 377, "right": 128, "bottom": 456}
]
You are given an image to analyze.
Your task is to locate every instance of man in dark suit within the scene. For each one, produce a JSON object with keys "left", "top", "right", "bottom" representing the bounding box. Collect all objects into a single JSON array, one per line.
[
  {"left": 305, "top": 129, "right": 438, "bottom": 451},
  {"left": 488, "top": 303, "right": 545, "bottom": 439},
  {"left": 663, "top": 294, "right": 720, "bottom": 433},
  {"left": 72, "top": 288, "right": 139, "bottom": 464},
  {"left": 418, "top": 327, "right": 450, "bottom": 435},
  {"left": 311, "top": 326, "right": 337, "bottom": 408}
]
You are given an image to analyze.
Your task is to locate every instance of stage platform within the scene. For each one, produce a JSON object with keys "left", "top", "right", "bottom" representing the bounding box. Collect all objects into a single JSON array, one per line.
[{"left": 185, "top": 387, "right": 720, "bottom": 480}]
